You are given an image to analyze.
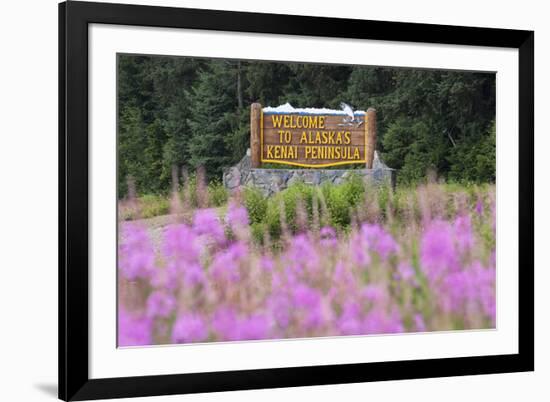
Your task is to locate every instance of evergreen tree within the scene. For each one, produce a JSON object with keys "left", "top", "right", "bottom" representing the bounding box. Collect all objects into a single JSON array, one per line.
[
  {"left": 187, "top": 60, "right": 243, "bottom": 178},
  {"left": 117, "top": 54, "right": 496, "bottom": 196}
]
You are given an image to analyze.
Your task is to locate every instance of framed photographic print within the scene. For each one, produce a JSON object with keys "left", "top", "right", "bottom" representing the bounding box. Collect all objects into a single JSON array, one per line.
[{"left": 59, "top": 1, "right": 534, "bottom": 400}]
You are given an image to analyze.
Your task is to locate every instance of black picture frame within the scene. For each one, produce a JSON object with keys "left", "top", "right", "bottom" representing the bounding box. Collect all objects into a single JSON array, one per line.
[{"left": 59, "top": 1, "right": 534, "bottom": 400}]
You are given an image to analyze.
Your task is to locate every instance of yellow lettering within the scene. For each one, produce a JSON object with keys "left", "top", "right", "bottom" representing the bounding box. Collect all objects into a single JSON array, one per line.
[
  {"left": 300, "top": 131, "right": 308, "bottom": 144},
  {"left": 284, "top": 131, "right": 292, "bottom": 144},
  {"left": 315, "top": 132, "right": 322, "bottom": 144},
  {"left": 266, "top": 145, "right": 274, "bottom": 159},
  {"left": 283, "top": 115, "right": 290, "bottom": 128},
  {"left": 344, "top": 132, "right": 351, "bottom": 144},
  {"left": 289, "top": 146, "right": 296, "bottom": 159},
  {"left": 272, "top": 115, "right": 283, "bottom": 128},
  {"left": 289, "top": 117, "right": 297, "bottom": 129}
]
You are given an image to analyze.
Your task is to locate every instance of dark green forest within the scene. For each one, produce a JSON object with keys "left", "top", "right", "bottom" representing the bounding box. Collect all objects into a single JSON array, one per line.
[{"left": 118, "top": 54, "right": 495, "bottom": 197}]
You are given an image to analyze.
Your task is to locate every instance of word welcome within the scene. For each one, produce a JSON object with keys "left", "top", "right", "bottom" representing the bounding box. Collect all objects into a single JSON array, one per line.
[{"left": 271, "top": 114, "right": 326, "bottom": 129}]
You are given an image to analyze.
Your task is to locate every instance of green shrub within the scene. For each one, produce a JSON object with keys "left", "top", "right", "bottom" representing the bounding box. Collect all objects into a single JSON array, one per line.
[
  {"left": 250, "top": 222, "right": 267, "bottom": 244},
  {"left": 183, "top": 175, "right": 198, "bottom": 208},
  {"left": 323, "top": 184, "right": 352, "bottom": 228},
  {"left": 208, "top": 181, "right": 229, "bottom": 207},
  {"left": 340, "top": 174, "right": 365, "bottom": 206},
  {"left": 243, "top": 187, "right": 268, "bottom": 224},
  {"left": 118, "top": 203, "right": 140, "bottom": 221},
  {"left": 279, "top": 183, "right": 314, "bottom": 232},
  {"left": 265, "top": 198, "right": 282, "bottom": 238},
  {"left": 377, "top": 184, "right": 391, "bottom": 218},
  {"left": 139, "top": 194, "right": 170, "bottom": 219}
]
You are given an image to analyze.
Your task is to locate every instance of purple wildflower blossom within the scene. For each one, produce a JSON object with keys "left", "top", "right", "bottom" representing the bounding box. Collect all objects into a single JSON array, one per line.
[
  {"left": 362, "top": 308, "right": 404, "bottom": 334},
  {"left": 163, "top": 224, "right": 201, "bottom": 262},
  {"left": 285, "top": 234, "right": 320, "bottom": 274},
  {"left": 292, "top": 284, "right": 324, "bottom": 329},
  {"left": 193, "top": 209, "right": 226, "bottom": 244},
  {"left": 226, "top": 203, "right": 249, "bottom": 231},
  {"left": 337, "top": 301, "right": 363, "bottom": 335},
  {"left": 453, "top": 215, "right": 474, "bottom": 254},
  {"left": 210, "top": 241, "right": 248, "bottom": 283},
  {"left": 360, "top": 223, "right": 399, "bottom": 260},
  {"left": 395, "top": 262, "right": 416, "bottom": 284},
  {"left": 119, "top": 223, "right": 155, "bottom": 280},
  {"left": 420, "top": 220, "right": 458, "bottom": 281},
  {"left": 350, "top": 231, "right": 371, "bottom": 267},
  {"left": 268, "top": 291, "right": 292, "bottom": 329},
  {"left": 260, "top": 256, "right": 275, "bottom": 273},
  {"left": 118, "top": 308, "right": 152, "bottom": 346},
  {"left": 146, "top": 291, "right": 176, "bottom": 318},
  {"left": 171, "top": 313, "right": 209, "bottom": 343},
  {"left": 414, "top": 314, "right": 426, "bottom": 332}
]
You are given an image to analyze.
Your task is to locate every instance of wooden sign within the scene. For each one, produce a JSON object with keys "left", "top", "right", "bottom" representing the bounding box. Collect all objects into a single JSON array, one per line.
[{"left": 250, "top": 103, "right": 377, "bottom": 169}]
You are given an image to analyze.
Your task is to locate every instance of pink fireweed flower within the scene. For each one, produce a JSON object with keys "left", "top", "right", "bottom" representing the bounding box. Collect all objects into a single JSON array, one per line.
[
  {"left": 420, "top": 220, "right": 459, "bottom": 282},
  {"left": 360, "top": 223, "right": 399, "bottom": 260},
  {"left": 337, "top": 301, "right": 363, "bottom": 335},
  {"left": 146, "top": 290, "right": 176, "bottom": 318},
  {"left": 362, "top": 307, "right": 404, "bottom": 334},
  {"left": 350, "top": 231, "right": 371, "bottom": 267},
  {"left": 193, "top": 209, "right": 226, "bottom": 245},
  {"left": 211, "top": 307, "right": 270, "bottom": 341},
  {"left": 162, "top": 224, "right": 201, "bottom": 262},
  {"left": 332, "top": 261, "right": 355, "bottom": 289},
  {"left": 434, "top": 261, "right": 495, "bottom": 321},
  {"left": 438, "top": 271, "right": 472, "bottom": 313},
  {"left": 118, "top": 308, "right": 152, "bottom": 347},
  {"left": 236, "top": 314, "right": 270, "bottom": 340},
  {"left": 150, "top": 261, "right": 180, "bottom": 291},
  {"left": 118, "top": 223, "right": 155, "bottom": 280},
  {"left": 171, "top": 313, "right": 209, "bottom": 343},
  {"left": 393, "top": 262, "right": 418, "bottom": 287},
  {"left": 211, "top": 306, "right": 239, "bottom": 341},
  {"left": 260, "top": 255, "right": 275, "bottom": 273},
  {"left": 284, "top": 234, "right": 320, "bottom": 275},
  {"left": 414, "top": 314, "right": 427, "bottom": 332},
  {"left": 267, "top": 291, "right": 292, "bottom": 329},
  {"left": 466, "top": 261, "right": 496, "bottom": 323},
  {"left": 226, "top": 203, "right": 249, "bottom": 232},
  {"left": 292, "top": 283, "right": 324, "bottom": 330},
  {"left": 453, "top": 215, "right": 474, "bottom": 254},
  {"left": 182, "top": 262, "right": 206, "bottom": 286},
  {"left": 210, "top": 241, "right": 248, "bottom": 283},
  {"left": 361, "top": 284, "right": 388, "bottom": 305}
]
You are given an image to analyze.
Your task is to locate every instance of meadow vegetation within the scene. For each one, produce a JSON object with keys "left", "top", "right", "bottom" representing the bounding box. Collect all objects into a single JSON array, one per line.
[{"left": 118, "top": 175, "right": 495, "bottom": 346}]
